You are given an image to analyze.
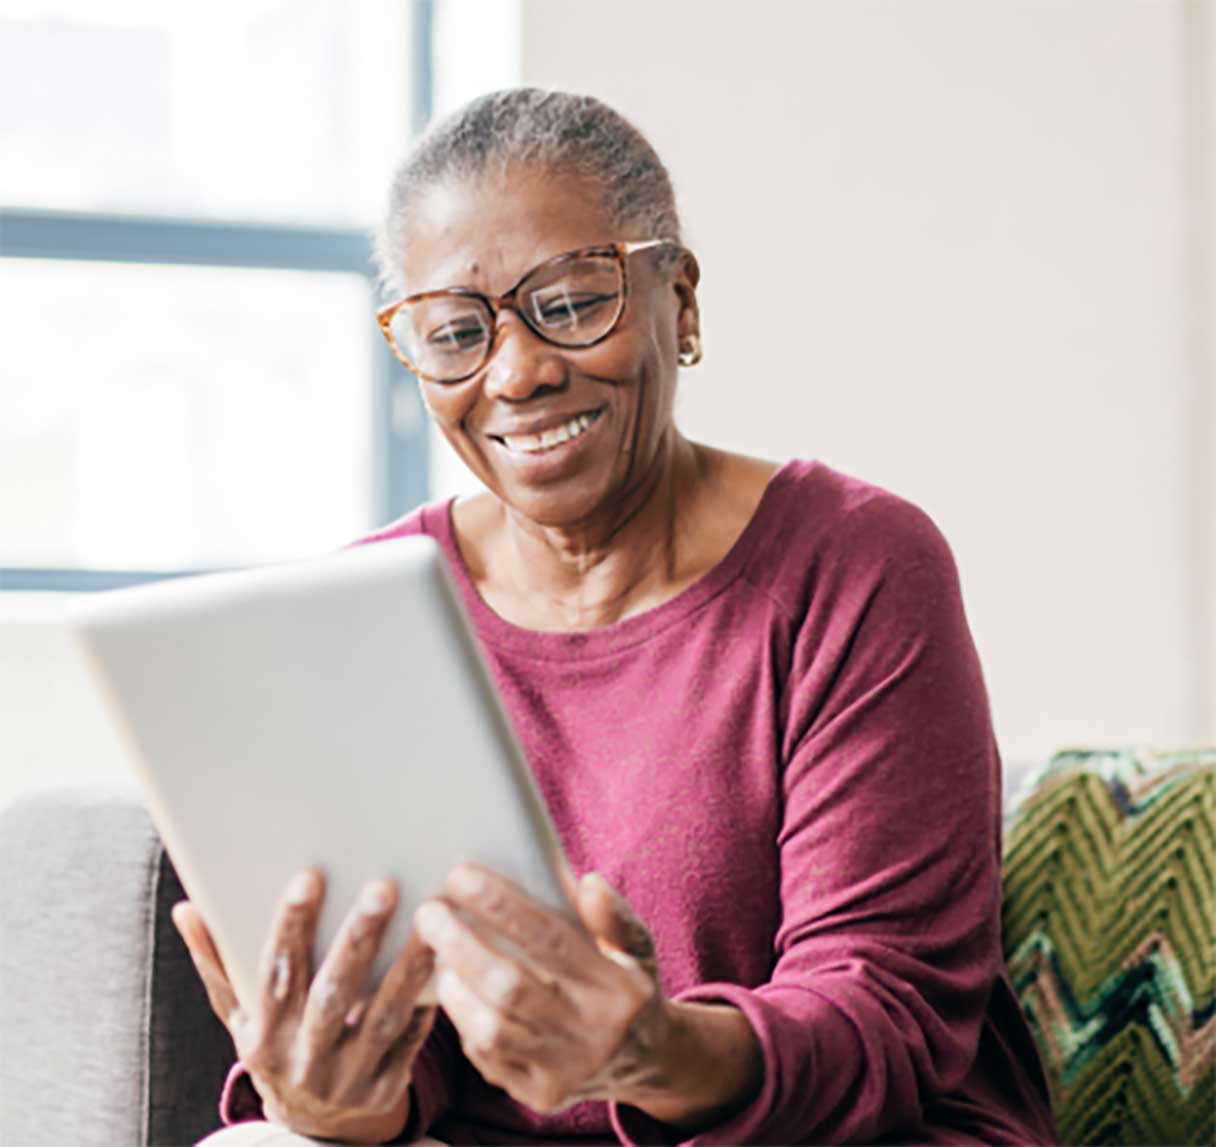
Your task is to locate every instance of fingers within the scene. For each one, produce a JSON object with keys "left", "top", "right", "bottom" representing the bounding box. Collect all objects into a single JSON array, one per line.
[
  {"left": 171, "top": 900, "right": 244, "bottom": 1032},
  {"left": 354, "top": 926, "right": 436, "bottom": 1066},
  {"left": 436, "top": 965, "right": 547, "bottom": 1058},
  {"left": 437, "top": 976, "right": 575, "bottom": 1120},
  {"left": 415, "top": 900, "right": 569, "bottom": 1029},
  {"left": 302, "top": 879, "right": 398, "bottom": 1049},
  {"left": 577, "top": 872, "right": 630, "bottom": 948},
  {"left": 434, "top": 967, "right": 548, "bottom": 1091},
  {"left": 415, "top": 865, "right": 669, "bottom": 1118},
  {"left": 576, "top": 873, "right": 659, "bottom": 983},
  {"left": 441, "top": 863, "right": 591, "bottom": 980},
  {"left": 258, "top": 870, "right": 323, "bottom": 1024}
]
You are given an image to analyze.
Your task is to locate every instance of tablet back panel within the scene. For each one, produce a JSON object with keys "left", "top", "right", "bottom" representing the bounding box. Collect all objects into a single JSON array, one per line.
[{"left": 69, "top": 537, "right": 569, "bottom": 1011}]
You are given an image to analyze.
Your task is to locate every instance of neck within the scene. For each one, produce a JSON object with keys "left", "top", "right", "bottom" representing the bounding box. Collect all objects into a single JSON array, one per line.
[{"left": 487, "top": 432, "right": 708, "bottom": 630}]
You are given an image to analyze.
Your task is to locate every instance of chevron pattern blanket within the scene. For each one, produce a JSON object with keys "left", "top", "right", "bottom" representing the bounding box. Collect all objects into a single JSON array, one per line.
[{"left": 1002, "top": 748, "right": 1215, "bottom": 1145}]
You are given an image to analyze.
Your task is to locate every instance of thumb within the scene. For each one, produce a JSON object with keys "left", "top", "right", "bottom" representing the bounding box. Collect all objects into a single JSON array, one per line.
[
  {"left": 171, "top": 900, "right": 245, "bottom": 1032},
  {"left": 577, "top": 872, "right": 658, "bottom": 977}
]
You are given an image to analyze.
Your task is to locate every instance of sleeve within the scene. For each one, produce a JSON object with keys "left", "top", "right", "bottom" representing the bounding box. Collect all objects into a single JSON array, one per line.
[
  {"left": 612, "top": 497, "right": 1006, "bottom": 1145},
  {"left": 218, "top": 1061, "right": 263, "bottom": 1125}
]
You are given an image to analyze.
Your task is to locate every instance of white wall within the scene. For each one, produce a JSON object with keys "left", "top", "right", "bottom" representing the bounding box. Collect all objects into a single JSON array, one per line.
[
  {"left": 3, "top": 2, "right": 1211, "bottom": 807},
  {"left": 519, "top": 0, "right": 1215, "bottom": 764}
]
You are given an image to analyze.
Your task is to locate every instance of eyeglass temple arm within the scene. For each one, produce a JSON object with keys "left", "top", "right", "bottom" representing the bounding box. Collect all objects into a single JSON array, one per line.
[{"left": 620, "top": 238, "right": 678, "bottom": 255}]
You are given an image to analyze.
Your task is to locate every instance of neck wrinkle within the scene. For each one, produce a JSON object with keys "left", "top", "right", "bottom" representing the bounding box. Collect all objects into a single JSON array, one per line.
[{"left": 496, "top": 432, "right": 701, "bottom": 631}]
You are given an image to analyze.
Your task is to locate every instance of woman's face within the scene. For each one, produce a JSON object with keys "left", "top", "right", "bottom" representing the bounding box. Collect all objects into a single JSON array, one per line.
[{"left": 398, "top": 165, "right": 699, "bottom": 531}]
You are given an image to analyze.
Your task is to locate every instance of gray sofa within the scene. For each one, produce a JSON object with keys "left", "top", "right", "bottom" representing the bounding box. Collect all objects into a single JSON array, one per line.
[
  {"left": 3, "top": 755, "right": 1210, "bottom": 1147},
  {"left": 0, "top": 785, "right": 232, "bottom": 1146}
]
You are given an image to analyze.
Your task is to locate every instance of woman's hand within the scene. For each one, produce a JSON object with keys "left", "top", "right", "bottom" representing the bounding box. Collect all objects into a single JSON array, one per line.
[
  {"left": 413, "top": 864, "right": 677, "bottom": 1115},
  {"left": 172, "top": 871, "right": 436, "bottom": 1145}
]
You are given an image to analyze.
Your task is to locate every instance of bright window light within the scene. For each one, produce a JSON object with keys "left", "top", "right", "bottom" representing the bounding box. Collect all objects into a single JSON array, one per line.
[
  {"left": 0, "top": 258, "right": 373, "bottom": 569},
  {"left": 0, "top": 0, "right": 414, "bottom": 225}
]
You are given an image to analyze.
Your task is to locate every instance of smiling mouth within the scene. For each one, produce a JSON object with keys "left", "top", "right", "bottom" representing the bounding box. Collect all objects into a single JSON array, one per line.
[{"left": 493, "top": 410, "right": 603, "bottom": 455}]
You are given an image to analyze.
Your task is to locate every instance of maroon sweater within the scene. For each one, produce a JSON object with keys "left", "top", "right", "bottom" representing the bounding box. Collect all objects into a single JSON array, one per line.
[{"left": 224, "top": 458, "right": 1057, "bottom": 1144}]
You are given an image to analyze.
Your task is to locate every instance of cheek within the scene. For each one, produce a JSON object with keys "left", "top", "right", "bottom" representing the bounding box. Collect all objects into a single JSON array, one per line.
[
  {"left": 617, "top": 327, "right": 675, "bottom": 424},
  {"left": 593, "top": 334, "right": 674, "bottom": 449},
  {"left": 579, "top": 323, "right": 671, "bottom": 400},
  {"left": 421, "top": 382, "right": 475, "bottom": 434},
  {"left": 420, "top": 385, "right": 489, "bottom": 467}
]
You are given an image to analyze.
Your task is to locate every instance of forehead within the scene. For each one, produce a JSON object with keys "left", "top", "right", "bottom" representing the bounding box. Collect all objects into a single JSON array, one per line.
[{"left": 400, "top": 166, "right": 623, "bottom": 296}]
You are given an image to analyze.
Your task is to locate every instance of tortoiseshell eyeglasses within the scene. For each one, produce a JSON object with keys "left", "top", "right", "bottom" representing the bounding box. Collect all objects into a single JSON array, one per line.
[{"left": 376, "top": 238, "right": 678, "bottom": 384}]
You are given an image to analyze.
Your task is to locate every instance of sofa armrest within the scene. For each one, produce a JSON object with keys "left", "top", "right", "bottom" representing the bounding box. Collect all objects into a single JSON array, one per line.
[{"left": 0, "top": 784, "right": 232, "bottom": 1146}]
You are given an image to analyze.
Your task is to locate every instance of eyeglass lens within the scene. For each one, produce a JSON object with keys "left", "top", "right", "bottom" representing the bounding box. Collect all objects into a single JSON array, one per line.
[{"left": 389, "top": 253, "right": 625, "bottom": 381}]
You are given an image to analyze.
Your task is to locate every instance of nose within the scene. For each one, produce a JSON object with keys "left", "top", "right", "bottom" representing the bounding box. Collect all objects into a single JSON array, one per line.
[{"left": 480, "top": 309, "right": 567, "bottom": 401}]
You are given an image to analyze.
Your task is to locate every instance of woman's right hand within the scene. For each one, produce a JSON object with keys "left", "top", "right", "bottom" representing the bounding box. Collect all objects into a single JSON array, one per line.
[{"left": 172, "top": 870, "right": 436, "bottom": 1145}]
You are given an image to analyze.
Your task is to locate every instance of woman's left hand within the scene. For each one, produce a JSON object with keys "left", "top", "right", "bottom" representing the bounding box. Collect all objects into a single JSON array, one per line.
[{"left": 413, "top": 864, "right": 672, "bottom": 1115}]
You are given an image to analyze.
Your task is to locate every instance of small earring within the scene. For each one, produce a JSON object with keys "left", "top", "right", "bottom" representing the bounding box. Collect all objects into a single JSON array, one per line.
[{"left": 678, "top": 335, "right": 702, "bottom": 367}]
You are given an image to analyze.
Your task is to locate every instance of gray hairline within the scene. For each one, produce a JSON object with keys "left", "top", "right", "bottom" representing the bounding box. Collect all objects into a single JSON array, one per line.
[{"left": 372, "top": 88, "right": 685, "bottom": 298}]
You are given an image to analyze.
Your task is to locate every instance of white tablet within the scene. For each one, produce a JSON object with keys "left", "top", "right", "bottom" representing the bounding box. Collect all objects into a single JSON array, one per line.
[{"left": 68, "top": 535, "right": 572, "bottom": 1011}]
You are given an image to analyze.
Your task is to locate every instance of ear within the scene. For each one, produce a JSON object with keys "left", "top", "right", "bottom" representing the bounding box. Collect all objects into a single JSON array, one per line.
[{"left": 673, "top": 249, "right": 701, "bottom": 344}]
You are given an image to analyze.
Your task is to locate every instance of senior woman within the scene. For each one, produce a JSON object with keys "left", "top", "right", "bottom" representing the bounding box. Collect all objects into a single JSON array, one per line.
[{"left": 177, "top": 89, "right": 1058, "bottom": 1146}]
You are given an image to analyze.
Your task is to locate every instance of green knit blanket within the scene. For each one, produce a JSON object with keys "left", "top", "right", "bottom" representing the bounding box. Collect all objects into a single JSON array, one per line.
[{"left": 1002, "top": 748, "right": 1215, "bottom": 1146}]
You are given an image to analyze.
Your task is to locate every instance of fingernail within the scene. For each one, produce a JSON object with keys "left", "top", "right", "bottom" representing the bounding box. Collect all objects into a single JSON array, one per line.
[
  {"left": 583, "top": 871, "right": 613, "bottom": 894},
  {"left": 360, "top": 881, "right": 394, "bottom": 914},
  {"left": 344, "top": 999, "right": 366, "bottom": 1028},
  {"left": 414, "top": 901, "right": 446, "bottom": 939},
  {"left": 449, "top": 864, "right": 484, "bottom": 897},
  {"left": 286, "top": 872, "right": 317, "bottom": 905}
]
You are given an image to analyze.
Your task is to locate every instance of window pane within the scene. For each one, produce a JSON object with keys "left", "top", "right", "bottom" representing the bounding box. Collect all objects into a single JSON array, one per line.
[
  {"left": 0, "top": 258, "right": 374, "bottom": 569},
  {"left": 0, "top": 0, "right": 413, "bottom": 225}
]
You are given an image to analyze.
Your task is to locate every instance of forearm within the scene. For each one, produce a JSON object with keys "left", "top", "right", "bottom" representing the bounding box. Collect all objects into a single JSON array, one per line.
[{"left": 623, "top": 1000, "right": 763, "bottom": 1132}]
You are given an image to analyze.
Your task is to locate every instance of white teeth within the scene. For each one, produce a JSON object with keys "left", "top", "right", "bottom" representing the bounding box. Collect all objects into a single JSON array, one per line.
[{"left": 500, "top": 411, "right": 599, "bottom": 454}]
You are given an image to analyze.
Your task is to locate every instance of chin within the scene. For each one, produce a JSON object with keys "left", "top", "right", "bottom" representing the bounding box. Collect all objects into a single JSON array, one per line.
[
  {"left": 493, "top": 481, "right": 611, "bottom": 529},
  {"left": 465, "top": 442, "right": 620, "bottom": 524}
]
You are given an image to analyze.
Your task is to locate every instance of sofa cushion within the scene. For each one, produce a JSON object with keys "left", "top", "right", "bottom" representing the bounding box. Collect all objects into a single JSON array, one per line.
[
  {"left": 0, "top": 785, "right": 232, "bottom": 1147},
  {"left": 1001, "top": 747, "right": 1215, "bottom": 1146},
  {"left": 148, "top": 839, "right": 238, "bottom": 1145}
]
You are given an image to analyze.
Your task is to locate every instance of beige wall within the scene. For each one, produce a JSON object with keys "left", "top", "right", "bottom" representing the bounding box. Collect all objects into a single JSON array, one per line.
[
  {"left": 1192, "top": 0, "right": 1216, "bottom": 744},
  {"left": 519, "top": 0, "right": 1215, "bottom": 763}
]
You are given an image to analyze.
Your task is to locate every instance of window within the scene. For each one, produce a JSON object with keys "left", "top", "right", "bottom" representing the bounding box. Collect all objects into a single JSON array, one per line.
[{"left": 0, "top": 0, "right": 436, "bottom": 588}]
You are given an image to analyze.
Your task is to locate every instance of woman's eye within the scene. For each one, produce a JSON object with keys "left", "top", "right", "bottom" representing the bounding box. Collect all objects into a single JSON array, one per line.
[
  {"left": 426, "top": 323, "right": 486, "bottom": 352},
  {"left": 537, "top": 293, "right": 616, "bottom": 327}
]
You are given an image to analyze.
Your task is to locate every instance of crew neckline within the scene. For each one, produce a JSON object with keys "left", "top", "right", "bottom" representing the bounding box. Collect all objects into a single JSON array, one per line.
[{"left": 427, "top": 457, "right": 811, "bottom": 659}]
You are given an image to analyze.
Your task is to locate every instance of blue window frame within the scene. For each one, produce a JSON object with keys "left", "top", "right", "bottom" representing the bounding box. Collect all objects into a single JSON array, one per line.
[{"left": 0, "top": 0, "right": 434, "bottom": 593}]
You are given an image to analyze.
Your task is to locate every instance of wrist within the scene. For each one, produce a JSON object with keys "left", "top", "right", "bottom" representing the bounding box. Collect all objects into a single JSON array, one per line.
[
  {"left": 620, "top": 999, "right": 762, "bottom": 1132},
  {"left": 261, "top": 1088, "right": 411, "bottom": 1145}
]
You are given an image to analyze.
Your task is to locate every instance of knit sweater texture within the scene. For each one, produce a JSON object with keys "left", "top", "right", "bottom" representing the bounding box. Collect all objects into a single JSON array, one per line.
[{"left": 223, "top": 457, "right": 1058, "bottom": 1144}]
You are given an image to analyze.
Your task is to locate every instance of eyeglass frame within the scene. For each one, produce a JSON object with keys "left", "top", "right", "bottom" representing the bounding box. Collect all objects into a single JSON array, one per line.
[{"left": 375, "top": 238, "right": 680, "bottom": 384}]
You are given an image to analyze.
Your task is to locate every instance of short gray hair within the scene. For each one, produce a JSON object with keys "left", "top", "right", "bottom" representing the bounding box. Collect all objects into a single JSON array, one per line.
[{"left": 374, "top": 87, "right": 684, "bottom": 295}]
